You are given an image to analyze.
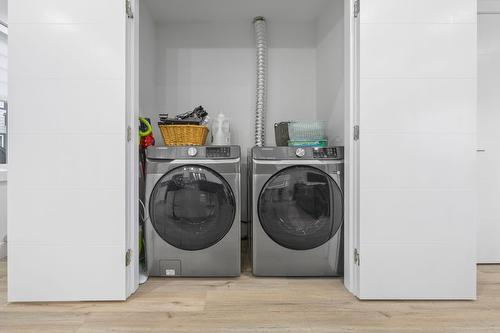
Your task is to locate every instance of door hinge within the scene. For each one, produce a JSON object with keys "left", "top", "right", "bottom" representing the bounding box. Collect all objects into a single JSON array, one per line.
[
  {"left": 354, "top": 248, "right": 360, "bottom": 266},
  {"left": 126, "top": 0, "right": 134, "bottom": 19},
  {"left": 126, "top": 249, "right": 132, "bottom": 266},
  {"left": 127, "top": 126, "right": 132, "bottom": 142},
  {"left": 354, "top": 125, "right": 360, "bottom": 141},
  {"left": 354, "top": 0, "right": 360, "bottom": 18}
]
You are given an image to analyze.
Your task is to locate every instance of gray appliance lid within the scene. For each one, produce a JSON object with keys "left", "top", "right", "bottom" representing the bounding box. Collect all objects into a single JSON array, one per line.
[
  {"left": 147, "top": 145, "right": 241, "bottom": 160},
  {"left": 252, "top": 146, "right": 344, "bottom": 160}
]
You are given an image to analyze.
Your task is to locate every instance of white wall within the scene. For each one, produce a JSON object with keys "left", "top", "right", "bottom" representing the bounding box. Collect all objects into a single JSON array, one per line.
[
  {"left": 358, "top": 0, "right": 477, "bottom": 299},
  {"left": 154, "top": 21, "right": 318, "bottom": 149},
  {"left": 139, "top": 1, "right": 158, "bottom": 140},
  {"left": 0, "top": 0, "right": 6, "bottom": 24},
  {"left": 316, "top": 0, "right": 345, "bottom": 146},
  {"left": 144, "top": 2, "right": 348, "bottom": 149}
]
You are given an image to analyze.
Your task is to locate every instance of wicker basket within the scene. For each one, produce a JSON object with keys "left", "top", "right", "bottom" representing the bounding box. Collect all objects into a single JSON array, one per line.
[{"left": 159, "top": 124, "right": 209, "bottom": 146}]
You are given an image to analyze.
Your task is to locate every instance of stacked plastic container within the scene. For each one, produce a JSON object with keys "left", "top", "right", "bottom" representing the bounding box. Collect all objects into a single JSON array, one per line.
[{"left": 287, "top": 121, "right": 327, "bottom": 147}]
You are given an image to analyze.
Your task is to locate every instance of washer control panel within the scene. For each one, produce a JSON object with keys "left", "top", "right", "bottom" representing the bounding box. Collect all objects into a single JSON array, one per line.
[
  {"left": 206, "top": 146, "right": 232, "bottom": 158},
  {"left": 147, "top": 146, "right": 240, "bottom": 160},
  {"left": 313, "top": 147, "right": 339, "bottom": 159}
]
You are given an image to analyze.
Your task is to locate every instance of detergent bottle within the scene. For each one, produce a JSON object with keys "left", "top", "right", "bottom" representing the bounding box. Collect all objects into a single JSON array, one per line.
[{"left": 212, "top": 113, "right": 231, "bottom": 145}]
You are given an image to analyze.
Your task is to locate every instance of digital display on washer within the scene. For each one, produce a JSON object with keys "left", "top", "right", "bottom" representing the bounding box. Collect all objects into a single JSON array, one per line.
[
  {"left": 207, "top": 147, "right": 231, "bottom": 158},
  {"left": 313, "top": 148, "right": 337, "bottom": 158}
]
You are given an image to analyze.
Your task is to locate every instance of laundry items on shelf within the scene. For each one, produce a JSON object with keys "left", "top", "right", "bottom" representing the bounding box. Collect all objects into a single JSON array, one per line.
[
  {"left": 274, "top": 121, "right": 328, "bottom": 147},
  {"left": 158, "top": 106, "right": 210, "bottom": 146}
]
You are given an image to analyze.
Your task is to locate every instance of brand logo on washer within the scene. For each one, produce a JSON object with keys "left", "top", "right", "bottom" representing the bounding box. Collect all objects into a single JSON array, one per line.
[{"left": 165, "top": 269, "right": 176, "bottom": 276}]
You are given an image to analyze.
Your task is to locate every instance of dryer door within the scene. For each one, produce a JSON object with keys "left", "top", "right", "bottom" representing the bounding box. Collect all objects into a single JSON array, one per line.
[
  {"left": 258, "top": 166, "right": 343, "bottom": 250},
  {"left": 149, "top": 165, "right": 236, "bottom": 251}
]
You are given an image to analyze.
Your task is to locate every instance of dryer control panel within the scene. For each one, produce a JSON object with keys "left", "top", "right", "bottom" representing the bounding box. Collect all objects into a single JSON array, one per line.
[
  {"left": 206, "top": 147, "right": 231, "bottom": 158},
  {"left": 313, "top": 147, "right": 339, "bottom": 159},
  {"left": 252, "top": 146, "right": 344, "bottom": 160}
]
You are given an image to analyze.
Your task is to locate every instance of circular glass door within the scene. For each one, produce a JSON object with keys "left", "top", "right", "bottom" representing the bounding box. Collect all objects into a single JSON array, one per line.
[
  {"left": 149, "top": 165, "right": 236, "bottom": 251},
  {"left": 258, "top": 166, "right": 343, "bottom": 250}
]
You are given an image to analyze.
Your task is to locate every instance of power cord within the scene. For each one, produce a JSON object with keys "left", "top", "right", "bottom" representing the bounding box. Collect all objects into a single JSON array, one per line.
[{"left": 139, "top": 199, "right": 149, "bottom": 223}]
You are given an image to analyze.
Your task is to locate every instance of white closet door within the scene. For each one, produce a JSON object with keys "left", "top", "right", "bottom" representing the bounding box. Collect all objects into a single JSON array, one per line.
[
  {"left": 8, "top": 0, "right": 127, "bottom": 301},
  {"left": 357, "top": 0, "right": 477, "bottom": 299},
  {"left": 477, "top": 9, "right": 500, "bottom": 263}
]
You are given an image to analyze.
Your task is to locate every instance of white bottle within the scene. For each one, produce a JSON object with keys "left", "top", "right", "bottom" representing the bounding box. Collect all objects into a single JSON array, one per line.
[{"left": 212, "top": 113, "right": 231, "bottom": 145}]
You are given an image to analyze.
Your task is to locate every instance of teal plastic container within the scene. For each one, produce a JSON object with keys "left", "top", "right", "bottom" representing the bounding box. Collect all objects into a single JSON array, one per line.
[{"left": 288, "top": 140, "right": 328, "bottom": 148}]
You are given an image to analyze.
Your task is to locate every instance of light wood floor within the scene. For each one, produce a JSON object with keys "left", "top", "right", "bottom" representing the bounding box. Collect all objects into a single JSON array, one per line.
[{"left": 1, "top": 253, "right": 500, "bottom": 333}]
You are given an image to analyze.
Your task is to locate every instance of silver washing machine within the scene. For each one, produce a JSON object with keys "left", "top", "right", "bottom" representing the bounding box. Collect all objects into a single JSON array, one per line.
[
  {"left": 145, "top": 146, "right": 241, "bottom": 277},
  {"left": 250, "top": 146, "right": 344, "bottom": 276}
]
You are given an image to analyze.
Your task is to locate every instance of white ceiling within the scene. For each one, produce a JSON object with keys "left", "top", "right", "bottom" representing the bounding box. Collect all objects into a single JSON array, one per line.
[{"left": 144, "top": 0, "right": 333, "bottom": 24}]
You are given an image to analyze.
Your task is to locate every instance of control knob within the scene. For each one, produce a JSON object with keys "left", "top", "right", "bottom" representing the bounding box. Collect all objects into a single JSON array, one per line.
[
  {"left": 295, "top": 148, "right": 306, "bottom": 158},
  {"left": 187, "top": 147, "right": 198, "bottom": 157}
]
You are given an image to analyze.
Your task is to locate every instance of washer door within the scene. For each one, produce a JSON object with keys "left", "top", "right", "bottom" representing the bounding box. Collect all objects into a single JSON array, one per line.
[
  {"left": 258, "top": 166, "right": 343, "bottom": 250},
  {"left": 149, "top": 165, "right": 236, "bottom": 251}
]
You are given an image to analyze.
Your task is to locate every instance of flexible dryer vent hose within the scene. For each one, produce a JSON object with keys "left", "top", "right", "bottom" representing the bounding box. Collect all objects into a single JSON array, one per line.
[{"left": 253, "top": 16, "right": 267, "bottom": 147}]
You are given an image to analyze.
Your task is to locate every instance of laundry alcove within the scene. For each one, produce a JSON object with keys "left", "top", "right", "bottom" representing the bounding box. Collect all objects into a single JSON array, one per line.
[
  {"left": 133, "top": 0, "right": 358, "bottom": 299},
  {"left": 138, "top": 0, "right": 347, "bottom": 224}
]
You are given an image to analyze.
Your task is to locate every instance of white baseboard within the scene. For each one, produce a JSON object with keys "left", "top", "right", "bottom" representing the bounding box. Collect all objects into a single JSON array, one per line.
[{"left": 0, "top": 241, "right": 6, "bottom": 259}]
